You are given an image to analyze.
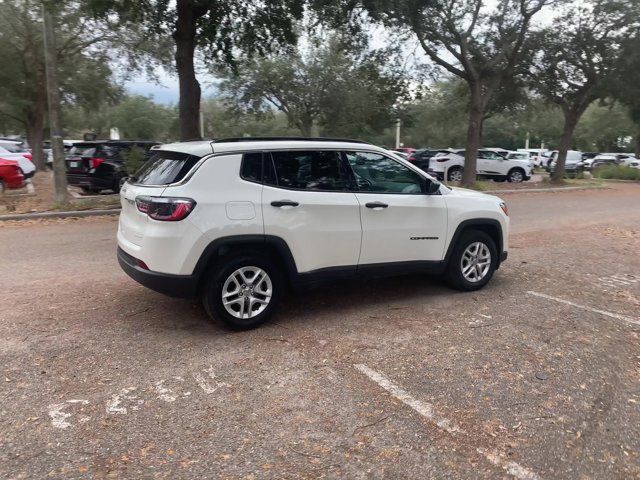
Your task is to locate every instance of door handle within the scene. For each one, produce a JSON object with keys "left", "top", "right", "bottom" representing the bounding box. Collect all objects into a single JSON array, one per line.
[
  {"left": 271, "top": 200, "right": 299, "bottom": 208},
  {"left": 365, "top": 202, "right": 388, "bottom": 209}
]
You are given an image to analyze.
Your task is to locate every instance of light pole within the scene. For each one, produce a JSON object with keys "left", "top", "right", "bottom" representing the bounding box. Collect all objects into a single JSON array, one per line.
[{"left": 395, "top": 118, "right": 401, "bottom": 149}]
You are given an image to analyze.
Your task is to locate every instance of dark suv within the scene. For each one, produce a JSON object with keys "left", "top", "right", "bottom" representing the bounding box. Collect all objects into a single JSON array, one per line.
[
  {"left": 66, "top": 140, "right": 160, "bottom": 193},
  {"left": 408, "top": 149, "right": 438, "bottom": 171}
]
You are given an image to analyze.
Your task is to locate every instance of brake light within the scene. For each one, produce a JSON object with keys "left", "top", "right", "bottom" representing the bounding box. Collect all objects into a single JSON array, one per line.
[
  {"left": 23, "top": 154, "right": 33, "bottom": 163},
  {"left": 90, "top": 157, "right": 105, "bottom": 168},
  {"left": 135, "top": 196, "right": 196, "bottom": 221},
  {"left": 408, "top": 155, "right": 416, "bottom": 162},
  {"left": 436, "top": 157, "right": 450, "bottom": 162}
]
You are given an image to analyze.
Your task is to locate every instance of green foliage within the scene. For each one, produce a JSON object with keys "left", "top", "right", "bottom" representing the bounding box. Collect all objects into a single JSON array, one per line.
[
  {"left": 120, "top": 146, "right": 147, "bottom": 175},
  {"left": 218, "top": 33, "right": 410, "bottom": 138},
  {"left": 594, "top": 165, "right": 640, "bottom": 180}
]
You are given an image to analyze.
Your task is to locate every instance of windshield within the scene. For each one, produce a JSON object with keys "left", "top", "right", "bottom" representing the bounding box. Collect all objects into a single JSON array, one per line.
[{"left": 507, "top": 153, "right": 528, "bottom": 160}]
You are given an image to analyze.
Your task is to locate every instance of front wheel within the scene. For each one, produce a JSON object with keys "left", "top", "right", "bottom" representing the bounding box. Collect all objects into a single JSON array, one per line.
[
  {"left": 507, "top": 168, "right": 525, "bottom": 183},
  {"left": 445, "top": 230, "right": 498, "bottom": 291},
  {"left": 202, "top": 254, "right": 283, "bottom": 329}
]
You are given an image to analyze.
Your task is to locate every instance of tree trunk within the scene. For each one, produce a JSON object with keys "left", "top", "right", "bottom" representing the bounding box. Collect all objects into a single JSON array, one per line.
[
  {"left": 174, "top": 0, "right": 202, "bottom": 141},
  {"left": 25, "top": 75, "right": 48, "bottom": 171},
  {"left": 635, "top": 131, "right": 640, "bottom": 158},
  {"left": 551, "top": 113, "right": 578, "bottom": 184},
  {"left": 462, "top": 85, "right": 483, "bottom": 187}
]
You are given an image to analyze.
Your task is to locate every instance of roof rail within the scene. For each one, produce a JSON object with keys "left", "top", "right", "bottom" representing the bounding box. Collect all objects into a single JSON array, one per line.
[{"left": 211, "top": 136, "right": 370, "bottom": 144}]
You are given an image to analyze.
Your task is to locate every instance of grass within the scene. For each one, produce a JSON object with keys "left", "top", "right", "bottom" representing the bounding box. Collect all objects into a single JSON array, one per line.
[{"left": 593, "top": 165, "right": 640, "bottom": 181}]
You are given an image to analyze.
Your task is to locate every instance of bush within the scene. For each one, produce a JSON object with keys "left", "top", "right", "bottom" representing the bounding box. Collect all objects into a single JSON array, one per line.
[
  {"left": 594, "top": 165, "right": 640, "bottom": 181},
  {"left": 120, "top": 146, "right": 147, "bottom": 176}
]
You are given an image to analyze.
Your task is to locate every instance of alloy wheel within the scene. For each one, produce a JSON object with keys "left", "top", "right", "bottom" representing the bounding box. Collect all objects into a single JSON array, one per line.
[
  {"left": 460, "top": 242, "right": 491, "bottom": 282},
  {"left": 221, "top": 266, "right": 273, "bottom": 319}
]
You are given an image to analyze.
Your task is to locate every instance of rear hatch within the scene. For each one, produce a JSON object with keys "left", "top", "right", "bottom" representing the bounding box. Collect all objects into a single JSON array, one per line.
[
  {"left": 65, "top": 144, "right": 97, "bottom": 173},
  {"left": 119, "top": 150, "right": 202, "bottom": 247}
]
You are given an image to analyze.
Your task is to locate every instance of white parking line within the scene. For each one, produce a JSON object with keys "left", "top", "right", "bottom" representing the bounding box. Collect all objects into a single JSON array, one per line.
[
  {"left": 354, "top": 364, "right": 540, "bottom": 480},
  {"left": 527, "top": 291, "right": 640, "bottom": 326}
]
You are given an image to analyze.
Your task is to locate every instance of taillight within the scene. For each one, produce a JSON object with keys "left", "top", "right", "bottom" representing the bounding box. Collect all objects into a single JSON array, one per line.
[
  {"left": 23, "top": 154, "right": 33, "bottom": 163},
  {"left": 436, "top": 157, "right": 450, "bottom": 162},
  {"left": 90, "top": 157, "right": 106, "bottom": 168},
  {"left": 408, "top": 155, "right": 416, "bottom": 162},
  {"left": 135, "top": 196, "right": 196, "bottom": 221}
]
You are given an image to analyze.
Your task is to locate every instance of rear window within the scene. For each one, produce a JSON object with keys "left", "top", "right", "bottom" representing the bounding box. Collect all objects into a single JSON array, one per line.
[
  {"left": 68, "top": 145, "right": 96, "bottom": 157},
  {"left": 133, "top": 150, "right": 200, "bottom": 185}
]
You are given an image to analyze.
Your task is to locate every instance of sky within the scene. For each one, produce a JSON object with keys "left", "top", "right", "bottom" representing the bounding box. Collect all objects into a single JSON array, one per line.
[{"left": 124, "top": 67, "right": 217, "bottom": 105}]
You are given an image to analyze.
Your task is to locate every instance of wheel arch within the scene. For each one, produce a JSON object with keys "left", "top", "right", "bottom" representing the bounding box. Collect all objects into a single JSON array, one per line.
[
  {"left": 192, "top": 235, "right": 298, "bottom": 294},
  {"left": 444, "top": 219, "right": 504, "bottom": 268}
]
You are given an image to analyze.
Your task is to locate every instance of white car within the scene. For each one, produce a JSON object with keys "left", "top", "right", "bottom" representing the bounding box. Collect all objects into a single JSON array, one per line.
[
  {"left": 0, "top": 143, "right": 36, "bottom": 178},
  {"left": 428, "top": 148, "right": 534, "bottom": 183},
  {"left": 517, "top": 149, "right": 549, "bottom": 167},
  {"left": 117, "top": 138, "right": 509, "bottom": 329}
]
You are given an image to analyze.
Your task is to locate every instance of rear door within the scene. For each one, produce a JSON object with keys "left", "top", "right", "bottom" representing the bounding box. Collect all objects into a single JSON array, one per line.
[
  {"left": 344, "top": 151, "right": 448, "bottom": 264},
  {"left": 261, "top": 150, "right": 361, "bottom": 274}
]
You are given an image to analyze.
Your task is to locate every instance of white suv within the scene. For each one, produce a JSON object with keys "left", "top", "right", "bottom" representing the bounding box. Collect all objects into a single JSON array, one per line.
[
  {"left": 428, "top": 148, "right": 534, "bottom": 183},
  {"left": 117, "top": 138, "right": 509, "bottom": 329}
]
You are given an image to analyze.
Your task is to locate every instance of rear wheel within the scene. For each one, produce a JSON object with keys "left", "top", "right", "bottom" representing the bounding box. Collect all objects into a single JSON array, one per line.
[
  {"left": 202, "top": 254, "right": 283, "bottom": 330},
  {"left": 447, "top": 167, "right": 463, "bottom": 182},
  {"left": 445, "top": 230, "right": 498, "bottom": 291},
  {"left": 493, "top": 176, "right": 507, "bottom": 182}
]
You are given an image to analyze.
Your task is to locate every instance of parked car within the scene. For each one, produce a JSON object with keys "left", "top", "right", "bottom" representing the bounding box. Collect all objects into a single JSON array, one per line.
[
  {"left": 389, "top": 150, "right": 409, "bottom": 160},
  {"left": 45, "top": 139, "right": 84, "bottom": 168},
  {"left": 628, "top": 160, "right": 640, "bottom": 169},
  {"left": 66, "top": 140, "right": 160, "bottom": 193},
  {"left": 408, "top": 148, "right": 438, "bottom": 171},
  {"left": 506, "top": 151, "right": 531, "bottom": 162},
  {"left": 0, "top": 159, "right": 25, "bottom": 193},
  {"left": 589, "top": 154, "right": 619, "bottom": 171},
  {"left": 393, "top": 147, "right": 416, "bottom": 155},
  {"left": 517, "top": 149, "right": 549, "bottom": 167},
  {"left": 428, "top": 148, "right": 534, "bottom": 183},
  {"left": 0, "top": 143, "right": 35, "bottom": 178},
  {"left": 547, "top": 150, "right": 584, "bottom": 176},
  {"left": 117, "top": 137, "right": 509, "bottom": 329}
]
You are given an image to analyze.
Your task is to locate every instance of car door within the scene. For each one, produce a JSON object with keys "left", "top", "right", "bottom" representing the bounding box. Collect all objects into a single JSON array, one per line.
[
  {"left": 344, "top": 151, "right": 448, "bottom": 265},
  {"left": 261, "top": 150, "right": 362, "bottom": 274}
]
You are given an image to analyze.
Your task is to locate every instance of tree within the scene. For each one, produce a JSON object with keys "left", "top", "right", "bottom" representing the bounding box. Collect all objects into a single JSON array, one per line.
[
  {"left": 0, "top": 0, "right": 154, "bottom": 169},
  {"left": 530, "top": 0, "right": 632, "bottom": 182},
  {"left": 363, "top": 0, "right": 550, "bottom": 186},
  {"left": 218, "top": 34, "right": 409, "bottom": 138},
  {"left": 88, "top": 0, "right": 306, "bottom": 141},
  {"left": 612, "top": 30, "right": 640, "bottom": 155}
]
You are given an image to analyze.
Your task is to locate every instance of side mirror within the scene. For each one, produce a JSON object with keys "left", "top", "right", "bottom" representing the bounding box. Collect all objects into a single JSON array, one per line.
[{"left": 426, "top": 180, "right": 441, "bottom": 195}]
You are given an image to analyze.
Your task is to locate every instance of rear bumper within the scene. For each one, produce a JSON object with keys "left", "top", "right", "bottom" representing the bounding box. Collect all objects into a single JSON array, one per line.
[
  {"left": 67, "top": 173, "right": 115, "bottom": 189},
  {"left": 117, "top": 247, "right": 199, "bottom": 299}
]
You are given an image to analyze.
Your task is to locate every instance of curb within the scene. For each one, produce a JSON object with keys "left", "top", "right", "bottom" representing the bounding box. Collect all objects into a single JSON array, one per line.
[
  {"left": 484, "top": 185, "right": 608, "bottom": 194},
  {"left": 0, "top": 208, "right": 121, "bottom": 222}
]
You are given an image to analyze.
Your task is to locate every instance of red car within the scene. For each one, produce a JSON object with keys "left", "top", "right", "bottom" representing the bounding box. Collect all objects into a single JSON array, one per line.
[{"left": 0, "top": 159, "right": 25, "bottom": 193}]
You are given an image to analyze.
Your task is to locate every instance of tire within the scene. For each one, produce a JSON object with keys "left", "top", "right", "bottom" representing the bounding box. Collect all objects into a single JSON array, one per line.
[
  {"left": 447, "top": 167, "right": 463, "bottom": 182},
  {"left": 81, "top": 186, "right": 99, "bottom": 194},
  {"left": 493, "top": 176, "right": 507, "bottom": 182},
  {"left": 444, "top": 229, "right": 498, "bottom": 291},
  {"left": 507, "top": 168, "right": 525, "bottom": 183},
  {"left": 202, "top": 254, "right": 283, "bottom": 330}
]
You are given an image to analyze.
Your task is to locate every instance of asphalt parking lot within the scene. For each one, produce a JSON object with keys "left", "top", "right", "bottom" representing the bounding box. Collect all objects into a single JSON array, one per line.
[{"left": 1, "top": 183, "right": 639, "bottom": 479}]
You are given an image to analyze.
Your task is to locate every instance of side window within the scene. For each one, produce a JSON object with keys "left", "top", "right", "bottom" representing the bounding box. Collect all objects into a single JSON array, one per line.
[
  {"left": 269, "top": 151, "right": 349, "bottom": 191},
  {"left": 240, "top": 152, "right": 263, "bottom": 183},
  {"left": 344, "top": 152, "right": 424, "bottom": 194}
]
